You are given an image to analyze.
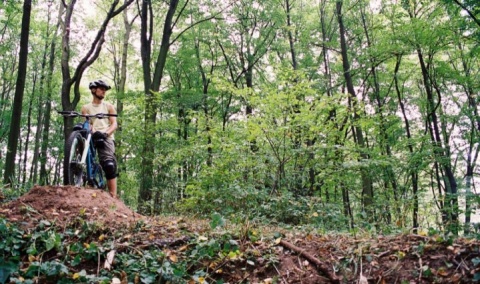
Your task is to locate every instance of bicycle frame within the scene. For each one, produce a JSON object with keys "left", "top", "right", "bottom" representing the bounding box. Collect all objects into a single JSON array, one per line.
[{"left": 77, "top": 118, "right": 106, "bottom": 188}]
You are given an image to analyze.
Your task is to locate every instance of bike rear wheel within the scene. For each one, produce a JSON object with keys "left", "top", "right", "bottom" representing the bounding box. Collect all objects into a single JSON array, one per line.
[{"left": 64, "top": 131, "right": 86, "bottom": 187}]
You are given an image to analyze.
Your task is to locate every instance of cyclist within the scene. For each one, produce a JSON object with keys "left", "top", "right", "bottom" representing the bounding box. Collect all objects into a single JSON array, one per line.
[{"left": 81, "top": 79, "right": 118, "bottom": 198}]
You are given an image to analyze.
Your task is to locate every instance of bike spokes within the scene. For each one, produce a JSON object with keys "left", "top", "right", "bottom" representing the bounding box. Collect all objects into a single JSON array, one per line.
[
  {"left": 64, "top": 131, "right": 86, "bottom": 187},
  {"left": 70, "top": 160, "right": 84, "bottom": 187}
]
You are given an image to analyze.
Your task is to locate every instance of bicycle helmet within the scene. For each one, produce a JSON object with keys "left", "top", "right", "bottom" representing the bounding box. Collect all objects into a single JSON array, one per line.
[{"left": 89, "top": 79, "right": 111, "bottom": 90}]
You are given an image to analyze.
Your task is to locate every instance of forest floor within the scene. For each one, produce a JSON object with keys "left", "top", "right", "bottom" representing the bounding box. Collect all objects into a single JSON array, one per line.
[{"left": 1, "top": 185, "right": 480, "bottom": 283}]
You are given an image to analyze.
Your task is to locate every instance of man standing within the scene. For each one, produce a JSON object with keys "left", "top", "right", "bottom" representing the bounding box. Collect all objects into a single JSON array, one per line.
[{"left": 81, "top": 79, "right": 118, "bottom": 198}]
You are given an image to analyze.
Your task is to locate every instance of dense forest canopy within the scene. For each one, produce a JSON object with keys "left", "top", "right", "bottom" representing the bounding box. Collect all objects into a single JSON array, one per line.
[{"left": 0, "top": 0, "right": 479, "bottom": 235}]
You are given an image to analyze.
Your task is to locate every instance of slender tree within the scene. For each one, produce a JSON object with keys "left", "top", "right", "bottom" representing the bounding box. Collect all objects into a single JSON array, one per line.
[
  {"left": 22, "top": 74, "right": 37, "bottom": 185},
  {"left": 3, "top": 0, "right": 32, "bottom": 186},
  {"left": 401, "top": 1, "right": 459, "bottom": 234},
  {"left": 31, "top": 1, "right": 56, "bottom": 184},
  {"left": 138, "top": 0, "right": 181, "bottom": 212},
  {"left": 318, "top": 0, "right": 354, "bottom": 228},
  {"left": 107, "top": 3, "right": 138, "bottom": 172},
  {"left": 138, "top": 0, "right": 220, "bottom": 211},
  {"left": 335, "top": 0, "right": 374, "bottom": 217},
  {"left": 39, "top": 2, "right": 63, "bottom": 185}
]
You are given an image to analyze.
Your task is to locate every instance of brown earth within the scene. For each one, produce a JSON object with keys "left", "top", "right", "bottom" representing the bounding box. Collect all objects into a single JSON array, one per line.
[
  {"left": 0, "top": 185, "right": 144, "bottom": 229},
  {"left": 1, "top": 185, "right": 480, "bottom": 283}
]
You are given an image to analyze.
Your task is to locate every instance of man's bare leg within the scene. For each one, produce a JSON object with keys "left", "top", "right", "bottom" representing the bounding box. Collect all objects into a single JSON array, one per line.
[{"left": 107, "top": 178, "right": 117, "bottom": 198}]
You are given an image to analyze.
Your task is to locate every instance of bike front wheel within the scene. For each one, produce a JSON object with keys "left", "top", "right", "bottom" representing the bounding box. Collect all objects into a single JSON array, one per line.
[
  {"left": 90, "top": 162, "right": 106, "bottom": 189},
  {"left": 64, "top": 131, "right": 86, "bottom": 187}
]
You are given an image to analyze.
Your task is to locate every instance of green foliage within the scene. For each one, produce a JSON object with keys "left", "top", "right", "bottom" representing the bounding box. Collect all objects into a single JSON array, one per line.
[
  {"left": 0, "top": 217, "right": 113, "bottom": 283},
  {"left": 27, "top": 226, "right": 62, "bottom": 255},
  {"left": 25, "top": 261, "right": 69, "bottom": 279},
  {"left": 115, "top": 249, "right": 186, "bottom": 283},
  {"left": 0, "top": 218, "right": 25, "bottom": 260},
  {"left": 0, "top": 219, "right": 23, "bottom": 283},
  {"left": 1, "top": 215, "right": 275, "bottom": 283}
]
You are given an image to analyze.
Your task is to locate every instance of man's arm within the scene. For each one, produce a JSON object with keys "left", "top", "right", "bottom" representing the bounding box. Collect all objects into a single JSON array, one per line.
[
  {"left": 105, "top": 103, "right": 118, "bottom": 137},
  {"left": 81, "top": 105, "right": 94, "bottom": 132}
]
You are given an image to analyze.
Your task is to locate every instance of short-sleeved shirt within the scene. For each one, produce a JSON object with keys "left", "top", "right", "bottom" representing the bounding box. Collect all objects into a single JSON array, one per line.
[
  {"left": 82, "top": 102, "right": 116, "bottom": 162},
  {"left": 83, "top": 102, "right": 115, "bottom": 140}
]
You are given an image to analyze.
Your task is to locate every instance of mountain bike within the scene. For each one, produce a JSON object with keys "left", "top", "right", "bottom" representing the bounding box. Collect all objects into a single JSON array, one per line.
[{"left": 58, "top": 111, "right": 117, "bottom": 189}]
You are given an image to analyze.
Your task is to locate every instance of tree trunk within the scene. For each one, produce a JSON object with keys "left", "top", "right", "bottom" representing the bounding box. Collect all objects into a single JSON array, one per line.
[
  {"left": 460, "top": 46, "right": 480, "bottom": 234},
  {"left": 285, "top": 0, "right": 297, "bottom": 70},
  {"left": 336, "top": 1, "right": 374, "bottom": 217},
  {"left": 114, "top": 7, "right": 136, "bottom": 173},
  {"left": 138, "top": 0, "right": 153, "bottom": 210},
  {"left": 360, "top": 5, "right": 398, "bottom": 224},
  {"left": 393, "top": 55, "right": 419, "bottom": 230},
  {"left": 31, "top": 86, "right": 43, "bottom": 184},
  {"left": 138, "top": 0, "right": 179, "bottom": 212},
  {"left": 417, "top": 47, "right": 458, "bottom": 234},
  {"left": 39, "top": 4, "right": 62, "bottom": 185},
  {"left": 31, "top": 12, "right": 54, "bottom": 183},
  {"left": 3, "top": 0, "right": 31, "bottom": 186},
  {"left": 194, "top": 39, "right": 212, "bottom": 166},
  {"left": 23, "top": 77, "right": 36, "bottom": 185}
]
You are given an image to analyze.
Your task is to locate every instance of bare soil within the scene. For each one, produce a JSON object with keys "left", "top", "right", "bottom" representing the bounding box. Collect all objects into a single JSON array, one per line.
[
  {"left": 1, "top": 185, "right": 143, "bottom": 229},
  {"left": 1, "top": 185, "right": 480, "bottom": 283}
]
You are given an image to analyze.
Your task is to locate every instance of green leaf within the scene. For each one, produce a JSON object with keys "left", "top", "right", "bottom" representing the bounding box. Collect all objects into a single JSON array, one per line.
[
  {"left": 140, "top": 273, "right": 156, "bottom": 284},
  {"left": 422, "top": 265, "right": 433, "bottom": 277},
  {"left": 210, "top": 212, "right": 225, "bottom": 229},
  {"left": 0, "top": 261, "right": 17, "bottom": 284},
  {"left": 26, "top": 243, "right": 37, "bottom": 255},
  {"left": 474, "top": 272, "right": 480, "bottom": 281},
  {"left": 44, "top": 233, "right": 57, "bottom": 251},
  {"left": 71, "top": 255, "right": 82, "bottom": 266},
  {"left": 44, "top": 231, "right": 62, "bottom": 251},
  {"left": 41, "top": 261, "right": 68, "bottom": 276}
]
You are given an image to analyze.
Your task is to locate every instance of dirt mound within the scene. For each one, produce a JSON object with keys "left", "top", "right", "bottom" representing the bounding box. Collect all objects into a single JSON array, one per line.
[{"left": 0, "top": 185, "right": 144, "bottom": 229}]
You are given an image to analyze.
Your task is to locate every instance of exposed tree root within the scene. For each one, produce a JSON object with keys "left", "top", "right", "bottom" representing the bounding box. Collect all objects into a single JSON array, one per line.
[{"left": 279, "top": 239, "right": 340, "bottom": 283}]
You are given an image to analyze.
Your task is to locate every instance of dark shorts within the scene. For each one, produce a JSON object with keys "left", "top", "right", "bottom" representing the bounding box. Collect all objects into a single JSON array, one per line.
[{"left": 98, "top": 138, "right": 116, "bottom": 163}]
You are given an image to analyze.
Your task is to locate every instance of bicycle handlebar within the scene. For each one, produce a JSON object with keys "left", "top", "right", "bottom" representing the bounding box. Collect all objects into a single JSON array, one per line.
[{"left": 57, "top": 110, "right": 118, "bottom": 118}]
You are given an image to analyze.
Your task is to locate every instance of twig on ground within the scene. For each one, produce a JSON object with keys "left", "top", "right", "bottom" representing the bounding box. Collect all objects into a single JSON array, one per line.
[
  {"left": 377, "top": 250, "right": 391, "bottom": 258},
  {"left": 97, "top": 250, "right": 101, "bottom": 276},
  {"left": 273, "top": 263, "right": 287, "bottom": 283},
  {"left": 414, "top": 252, "right": 423, "bottom": 282}
]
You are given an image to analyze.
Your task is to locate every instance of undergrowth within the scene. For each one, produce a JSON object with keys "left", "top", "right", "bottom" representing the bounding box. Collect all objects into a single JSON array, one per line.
[{"left": 0, "top": 216, "right": 280, "bottom": 284}]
